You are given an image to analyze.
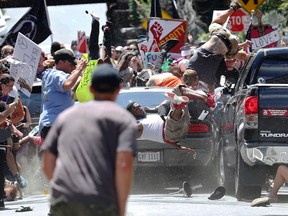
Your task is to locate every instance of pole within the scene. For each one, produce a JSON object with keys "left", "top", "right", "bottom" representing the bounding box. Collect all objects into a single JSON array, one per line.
[{"left": 43, "top": 0, "right": 53, "bottom": 44}]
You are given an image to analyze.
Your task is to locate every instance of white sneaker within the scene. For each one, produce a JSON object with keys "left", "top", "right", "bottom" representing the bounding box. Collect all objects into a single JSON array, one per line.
[
  {"left": 251, "top": 197, "right": 270, "bottom": 207},
  {"left": 164, "top": 92, "right": 189, "bottom": 105}
]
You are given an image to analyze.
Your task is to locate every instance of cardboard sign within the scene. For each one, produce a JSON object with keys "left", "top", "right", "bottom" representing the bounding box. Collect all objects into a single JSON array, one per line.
[
  {"left": 250, "top": 25, "right": 280, "bottom": 50},
  {"left": 75, "top": 56, "right": 98, "bottom": 102},
  {"left": 140, "top": 18, "right": 187, "bottom": 68},
  {"left": 248, "top": 10, "right": 280, "bottom": 51},
  {"left": 10, "top": 32, "right": 41, "bottom": 97},
  {"left": 145, "top": 52, "right": 181, "bottom": 69},
  {"left": 147, "top": 18, "right": 187, "bottom": 53}
]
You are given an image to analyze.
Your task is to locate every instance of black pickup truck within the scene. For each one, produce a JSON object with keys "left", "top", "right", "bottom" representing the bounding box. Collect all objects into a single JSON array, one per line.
[{"left": 216, "top": 47, "right": 288, "bottom": 200}]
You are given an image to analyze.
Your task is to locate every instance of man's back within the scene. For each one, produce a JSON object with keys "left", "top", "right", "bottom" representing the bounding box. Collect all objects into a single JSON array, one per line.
[{"left": 42, "top": 100, "right": 137, "bottom": 207}]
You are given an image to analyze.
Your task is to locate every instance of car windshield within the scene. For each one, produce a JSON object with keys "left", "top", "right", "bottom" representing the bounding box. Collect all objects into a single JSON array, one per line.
[{"left": 116, "top": 91, "right": 168, "bottom": 109}]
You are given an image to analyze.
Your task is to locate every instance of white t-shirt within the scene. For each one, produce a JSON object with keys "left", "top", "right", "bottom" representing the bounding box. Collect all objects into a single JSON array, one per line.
[{"left": 139, "top": 114, "right": 164, "bottom": 143}]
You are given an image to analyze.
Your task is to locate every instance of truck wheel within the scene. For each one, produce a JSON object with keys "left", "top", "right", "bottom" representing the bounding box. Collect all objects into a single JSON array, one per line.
[
  {"left": 216, "top": 141, "right": 234, "bottom": 194},
  {"left": 235, "top": 151, "right": 262, "bottom": 201}
]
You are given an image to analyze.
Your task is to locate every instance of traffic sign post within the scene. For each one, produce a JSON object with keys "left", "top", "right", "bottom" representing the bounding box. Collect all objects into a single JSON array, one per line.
[{"left": 238, "top": 0, "right": 265, "bottom": 13}]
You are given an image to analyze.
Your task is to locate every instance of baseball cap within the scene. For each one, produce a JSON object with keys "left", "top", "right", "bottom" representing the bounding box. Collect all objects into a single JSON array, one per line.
[
  {"left": 115, "top": 46, "right": 124, "bottom": 52},
  {"left": 91, "top": 64, "right": 122, "bottom": 93},
  {"left": 54, "top": 48, "right": 77, "bottom": 65}
]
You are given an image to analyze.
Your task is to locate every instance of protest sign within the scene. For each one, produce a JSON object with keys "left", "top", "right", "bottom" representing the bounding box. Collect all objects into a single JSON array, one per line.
[
  {"left": 76, "top": 55, "right": 98, "bottom": 102},
  {"left": 139, "top": 17, "right": 187, "bottom": 68},
  {"left": 246, "top": 10, "right": 280, "bottom": 51},
  {"left": 10, "top": 32, "right": 41, "bottom": 97}
]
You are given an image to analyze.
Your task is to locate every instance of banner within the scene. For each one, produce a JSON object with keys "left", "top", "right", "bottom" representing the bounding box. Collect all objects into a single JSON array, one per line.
[
  {"left": 10, "top": 33, "right": 41, "bottom": 97},
  {"left": 245, "top": 10, "right": 280, "bottom": 51},
  {"left": 139, "top": 18, "right": 187, "bottom": 68},
  {"left": 76, "top": 57, "right": 98, "bottom": 102},
  {"left": 0, "top": 0, "right": 52, "bottom": 47}
]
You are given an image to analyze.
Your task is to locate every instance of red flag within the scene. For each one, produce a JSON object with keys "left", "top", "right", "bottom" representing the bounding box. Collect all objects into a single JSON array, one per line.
[{"left": 77, "top": 31, "right": 88, "bottom": 54}]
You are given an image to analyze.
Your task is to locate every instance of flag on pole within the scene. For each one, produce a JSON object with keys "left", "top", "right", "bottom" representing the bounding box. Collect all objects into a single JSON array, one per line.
[
  {"left": 150, "top": 0, "right": 162, "bottom": 18},
  {"left": 171, "top": 0, "right": 180, "bottom": 19},
  {"left": 245, "top": 22, "right": 252, "bottom": 53},
  {"left": 0, "top": 0, "right": 52, "bottom": 48}
]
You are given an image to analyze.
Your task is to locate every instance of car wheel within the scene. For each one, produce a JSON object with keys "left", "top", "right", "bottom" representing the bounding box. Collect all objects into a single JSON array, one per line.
[
  {"left": 216, "top": 139, "right": 234, "bottom": 194},
  {"left": 235, "top": 150, "right": 262, "bottom": 201}
]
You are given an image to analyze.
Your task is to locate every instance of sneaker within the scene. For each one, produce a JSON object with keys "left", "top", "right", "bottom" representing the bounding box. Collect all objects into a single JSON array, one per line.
[
  {"left": 251, "top": 197, "right": 270, "bottom": 207},
  {"left": 183, "top": 181, "right": 192, "bottom": 197},
  {"left": 230, "top": 0, "right": 242, "bottom": 11},
  {"left": 164, "top": 92, "right": 189, "bottom": 109},
  {"left": 208, "top": 186, "right": 226, "bottom": 200},
  {"left": 160, "top": 39, "right": 179, "bottom": 53},
  {"left": 16, "top": 175, "right": 27, "bottom": 189}
]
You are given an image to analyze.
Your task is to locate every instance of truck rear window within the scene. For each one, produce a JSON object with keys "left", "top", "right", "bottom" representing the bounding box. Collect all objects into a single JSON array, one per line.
[{"left": 257, "top": 59, "right": 288, "bottom": 84}]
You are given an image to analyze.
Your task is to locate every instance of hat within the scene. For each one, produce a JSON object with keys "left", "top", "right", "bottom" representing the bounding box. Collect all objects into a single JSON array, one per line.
[
  {"left": 209, "top": 23, "right": 239, "bottom": 59},
  {"left": 115, "top": 46, "right": 124, "bottom": 52},
  {"left": 50, "top": 41, "right": 62, "bottom": 54},
  {"left": 54, "top": 49, "right": 77, "bottom": 65},
  {"left": 91, "top": 64, "right": 122, "bottom": 93}
]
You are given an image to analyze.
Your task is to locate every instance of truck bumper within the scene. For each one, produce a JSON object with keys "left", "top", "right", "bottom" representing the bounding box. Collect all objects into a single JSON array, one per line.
[{"left": 244, "top": 145, "right": 288, "bottom": 166}]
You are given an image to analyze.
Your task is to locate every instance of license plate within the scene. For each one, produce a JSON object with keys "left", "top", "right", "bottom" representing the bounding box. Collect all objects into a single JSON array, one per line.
[{"left": 137, "top": 151, "right": 161, "bottom": 163}]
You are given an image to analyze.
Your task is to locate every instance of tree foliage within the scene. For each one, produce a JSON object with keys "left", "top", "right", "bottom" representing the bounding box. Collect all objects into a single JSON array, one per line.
[
  {"left": 259, "top": 0, "right": 288, "bottom": 26},
  {"left": 128, "top": 0, "right": 151, "bottom": 26}
]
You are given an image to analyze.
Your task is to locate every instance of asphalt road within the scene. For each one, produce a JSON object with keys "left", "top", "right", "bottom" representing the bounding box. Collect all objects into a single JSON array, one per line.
[{"left": 2, "top": 192, "right": 288, "bottom": 216}]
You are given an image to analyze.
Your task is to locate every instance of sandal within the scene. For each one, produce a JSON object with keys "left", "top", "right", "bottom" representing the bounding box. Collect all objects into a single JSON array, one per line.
[{"left": 15, "top": 206, "right": 33, "bottom": 212}]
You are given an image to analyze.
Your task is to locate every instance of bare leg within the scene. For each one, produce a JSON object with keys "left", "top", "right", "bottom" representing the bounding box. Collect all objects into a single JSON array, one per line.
[
  {"left": 6, "top": 148, "right": 18, "bottom": 176},
  {"left": 211, "top": 0, "right": 242, "bottom": 25},
  {"left": 271, "top": 165, "right": 288, "bottom": 199},
  {"left": 211, "top": 8, "right": 234, "bottom": 25}
]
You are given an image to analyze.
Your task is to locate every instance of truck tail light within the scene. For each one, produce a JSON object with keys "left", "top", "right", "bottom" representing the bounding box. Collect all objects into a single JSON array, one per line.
[
  {"left": 244, "top": 96, "right": 258, "bottom": 128},
  {"left": 244, "top": 96, "right": 258, "bottom": 114},
  {"left": 188, "top": 123, "right": 210, "bottom": 133}
]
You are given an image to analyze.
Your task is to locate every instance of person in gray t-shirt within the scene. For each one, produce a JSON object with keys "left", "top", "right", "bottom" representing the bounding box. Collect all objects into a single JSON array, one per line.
[{"left": 41, "top": 64, "right": 137, "bottom": 216}]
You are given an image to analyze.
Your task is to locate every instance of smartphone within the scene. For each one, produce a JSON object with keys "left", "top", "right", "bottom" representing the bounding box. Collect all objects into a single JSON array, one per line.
[{"left": 6, "top": 96, "right": 15, "bottom": 104}]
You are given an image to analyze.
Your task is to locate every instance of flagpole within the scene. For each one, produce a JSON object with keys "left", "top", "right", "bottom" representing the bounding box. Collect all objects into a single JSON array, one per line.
[
  {"left": 154, "top": 0, "right": 156, "bottom": 17},
  {"left": 43, "top": 0, "right": 53, "bottom": 44}
]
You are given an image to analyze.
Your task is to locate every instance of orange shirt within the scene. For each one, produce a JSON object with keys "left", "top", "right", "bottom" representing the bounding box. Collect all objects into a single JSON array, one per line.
[{"left": 155, "top": 75, "right": 182, "bottom": 87}]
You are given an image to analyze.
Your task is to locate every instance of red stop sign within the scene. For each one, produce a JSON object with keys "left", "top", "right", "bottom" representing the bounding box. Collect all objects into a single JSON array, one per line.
[{"left": 228, "top": 9, "right": 247, "bottom": 32}]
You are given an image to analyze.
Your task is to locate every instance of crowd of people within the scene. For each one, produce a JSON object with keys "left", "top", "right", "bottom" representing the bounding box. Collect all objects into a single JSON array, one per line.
[{"left": 0, "top": 0, "right": 287, "bottom": 215}]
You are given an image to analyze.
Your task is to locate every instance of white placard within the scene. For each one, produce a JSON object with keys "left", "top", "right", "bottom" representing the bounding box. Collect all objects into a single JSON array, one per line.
[{"left": 10, "top": 32, "right": 41, "bottom": 97}]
